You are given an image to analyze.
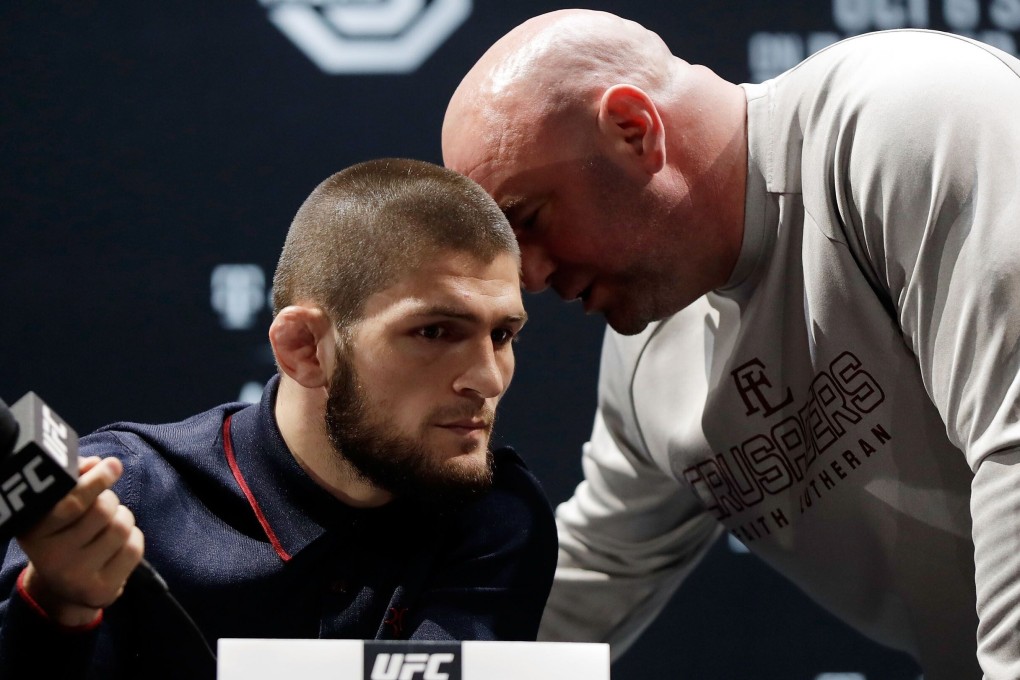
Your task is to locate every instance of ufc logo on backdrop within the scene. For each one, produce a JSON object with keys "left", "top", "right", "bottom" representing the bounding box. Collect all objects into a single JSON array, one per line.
[
  {"left": 210, "top": 264, "right": 267, "bottom": 331},
  {"left": 260, "top": 0, "right": 472, "bottom": 74},
  {"left": 364, "top": 643, "right": 461, "bottom": 680}
]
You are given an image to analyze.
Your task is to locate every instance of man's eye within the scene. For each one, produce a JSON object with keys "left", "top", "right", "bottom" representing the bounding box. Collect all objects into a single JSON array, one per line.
[
  {"left": 491, "top": 328, "right": 518, "bottom": 346},
  {"left": 418, "top": 325, "right": 446, "bottom": 340},
  {"left": 513, "top": 207, "right": 540, "bottom": 234}
]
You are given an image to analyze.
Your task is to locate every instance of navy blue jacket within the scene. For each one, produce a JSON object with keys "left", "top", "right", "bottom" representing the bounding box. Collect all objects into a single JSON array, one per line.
[{"left": 0, "top": 377, "right": 557, "bottom": 679}]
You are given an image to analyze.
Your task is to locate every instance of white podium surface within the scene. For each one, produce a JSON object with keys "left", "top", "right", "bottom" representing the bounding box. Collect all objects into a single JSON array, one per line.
[{"left": 217, "top": 639, "right": 610, "bottom": 680}]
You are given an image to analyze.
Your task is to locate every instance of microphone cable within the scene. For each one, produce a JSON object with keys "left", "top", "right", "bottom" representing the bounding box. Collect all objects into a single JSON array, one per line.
[{"left": 127, "top": 558, "right": 218, "bottom": 664}]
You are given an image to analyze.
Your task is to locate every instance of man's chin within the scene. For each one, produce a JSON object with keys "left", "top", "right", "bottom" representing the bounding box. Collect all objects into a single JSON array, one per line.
[
  {"left": 417, "top": 447, "right": 495, "bottom": 505},
  {"left": 430, "top": 440, "right": 492, "bottom": 477},
  {"left": 603, "top": 291, "right": 685, "bottom": 335},
  {"left": 605, "top": 309, "right": 652, "bottom": 336},
  {"left": 450, "top": 446, "right": 491, "bottom": 471}
]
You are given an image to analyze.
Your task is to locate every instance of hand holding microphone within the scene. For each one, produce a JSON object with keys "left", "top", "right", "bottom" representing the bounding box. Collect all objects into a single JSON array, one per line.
[
  {"left": 19, "top": 456, "right": 144, "bottom": 626},
  {"left": 1, "top": 394, "right": 144, "bottom": 627}
]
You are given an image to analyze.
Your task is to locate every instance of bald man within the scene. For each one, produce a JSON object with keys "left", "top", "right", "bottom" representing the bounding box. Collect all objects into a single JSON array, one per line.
[{"left": 443, "top": 10, "right": 1020, "bottom": 678}]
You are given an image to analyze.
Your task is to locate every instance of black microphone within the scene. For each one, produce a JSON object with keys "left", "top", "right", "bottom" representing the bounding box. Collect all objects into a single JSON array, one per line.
[
  {"left": 0, "top": 393, "right": 80, "bottom": 539},
  {"left": 0, "top": 398, "right": 19, "bottom": 463}
]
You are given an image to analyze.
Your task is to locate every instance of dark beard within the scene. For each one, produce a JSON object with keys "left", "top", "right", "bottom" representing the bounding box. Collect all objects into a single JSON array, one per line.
[{"left": 324, "top": 346, "right": 495, "bottom": 507}]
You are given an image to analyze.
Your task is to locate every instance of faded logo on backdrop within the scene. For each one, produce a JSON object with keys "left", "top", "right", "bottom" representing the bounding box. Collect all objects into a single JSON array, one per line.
[{"left": 260, "top": 0, "right": 472, "bottom": 74}]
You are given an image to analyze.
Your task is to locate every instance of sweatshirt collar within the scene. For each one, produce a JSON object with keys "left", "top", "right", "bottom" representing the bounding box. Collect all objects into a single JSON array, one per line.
[{"left": 224, "top": 375, "right": 419, "bottom": 561}]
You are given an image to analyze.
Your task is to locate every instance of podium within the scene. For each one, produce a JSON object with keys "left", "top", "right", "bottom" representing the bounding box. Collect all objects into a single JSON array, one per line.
[{"left": 217, "top": 639, "right": 610, "bottom": 679}]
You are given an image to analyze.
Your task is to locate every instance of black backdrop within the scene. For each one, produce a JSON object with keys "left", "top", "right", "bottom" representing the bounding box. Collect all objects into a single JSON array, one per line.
[{"left": 3, "top": 2, "right": 1017, "bottom": 678}]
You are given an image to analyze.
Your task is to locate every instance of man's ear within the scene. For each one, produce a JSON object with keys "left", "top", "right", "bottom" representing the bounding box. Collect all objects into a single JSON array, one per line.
[
  {"left": 269, "top": 305, "right": 335, "bottom": 388},
  {"left": 596, "top": 84, "right": 666, "bottom": 176}
]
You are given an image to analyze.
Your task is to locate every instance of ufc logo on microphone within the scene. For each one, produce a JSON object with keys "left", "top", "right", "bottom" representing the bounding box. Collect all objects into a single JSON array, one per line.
[
  {"left": 40, "top": 405, "right": 70, "bottom": 466},
  {"left": 364, "top": 643, "right": 461, "bottom": 680},
  {"left": 0, "top": 456, "right": 56, "bottom": 526}
]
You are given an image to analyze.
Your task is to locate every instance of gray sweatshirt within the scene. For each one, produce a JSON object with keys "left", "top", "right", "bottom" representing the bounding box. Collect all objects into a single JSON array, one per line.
[{"left": 539, "top": 29, "right": 1020, "bottom": 679}]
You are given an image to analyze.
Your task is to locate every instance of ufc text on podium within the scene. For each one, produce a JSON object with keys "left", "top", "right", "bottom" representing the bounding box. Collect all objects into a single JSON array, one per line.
[{"left": 218, "top": 639, "right": 610, "bottom": 680}]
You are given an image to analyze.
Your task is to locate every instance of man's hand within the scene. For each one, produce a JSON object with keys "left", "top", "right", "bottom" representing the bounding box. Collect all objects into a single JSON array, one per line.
[{"left": 16, "top": 456, "right": 144, "bottom": 627}]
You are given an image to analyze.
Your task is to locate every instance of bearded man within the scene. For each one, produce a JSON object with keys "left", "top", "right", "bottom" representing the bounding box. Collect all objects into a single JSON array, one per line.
[{"left": 0, "top": 158, "right": 556, "bottom": 679}]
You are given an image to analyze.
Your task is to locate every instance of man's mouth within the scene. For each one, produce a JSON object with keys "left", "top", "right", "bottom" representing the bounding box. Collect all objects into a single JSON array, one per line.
[
  {"left": 435, "top": 416, "right": 492, "bottom": 438},
  {"left": 559, "top": 282, "right": 593, "bottom": 303},
  {"left": 438, "top": 419, "right": 488, "bottom": 430},
  {"left": 578, "top": 284, "right": 596, "bottom": 312}
]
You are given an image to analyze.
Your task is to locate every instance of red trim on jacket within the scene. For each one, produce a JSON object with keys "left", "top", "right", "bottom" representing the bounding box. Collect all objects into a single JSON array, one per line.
[
  {"left": 222, "top": 415, "right": 292, "bottom": 561},
  {"left": 15, "top": 568, "right": 104, "bottom": 632}
]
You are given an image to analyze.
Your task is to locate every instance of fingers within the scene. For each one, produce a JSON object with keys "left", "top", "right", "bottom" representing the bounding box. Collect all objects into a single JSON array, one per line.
[
  {"left": 73, "top": 520, "right": 145, "bottom": 609},
  {"left": 78, "top": 456, "right": 102, "bottom": 475},
  {"left": 14, "top": 455, "right": 144, "bottom": 621},
  {"left": 31, "top": 457, "right": 123, "bottom": 536},
  {"left": 84, "top": 504, "right": 138, "bottom": 568},
  {"left": 58, "top": 489, "right": 120, "bottom": 549},
  {"left": 102, "top": 524, "right": 145, "bottom": 587},
  {"left": 21, "top": 519, "right": 144, "bottom": 621}
]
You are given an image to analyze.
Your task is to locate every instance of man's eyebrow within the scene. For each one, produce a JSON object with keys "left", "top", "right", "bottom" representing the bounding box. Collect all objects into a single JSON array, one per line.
[
  {"left": 409, "top": 304, "right": 528, "bottom": 325},
  {"left": 498, "top": 197, "right": 526, "bottom": 219}
]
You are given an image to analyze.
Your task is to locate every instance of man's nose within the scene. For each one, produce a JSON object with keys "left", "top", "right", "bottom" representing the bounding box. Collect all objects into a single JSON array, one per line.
[
  {"left": 519, "top": 242, "right": 555, "bottom": 293},
  {"left": 453, "top": 340, "right": 507, "bottom": 399}
]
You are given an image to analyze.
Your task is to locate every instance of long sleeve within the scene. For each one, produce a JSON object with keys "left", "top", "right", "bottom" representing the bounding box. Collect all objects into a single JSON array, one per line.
[
  {"left": 0, "top": 542, "right": 102, "bottom": 679},
  {"left": 819, "top": 33, "right": 1020, "bottom": 677},
  {"left": 539, "top": 330, "right": 721, "bottom": 658}
]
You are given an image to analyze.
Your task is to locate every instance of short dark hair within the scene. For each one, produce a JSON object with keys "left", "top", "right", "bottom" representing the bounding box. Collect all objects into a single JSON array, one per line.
[{"left": 272, "top": 158, "right": 518, "bottom": 327}]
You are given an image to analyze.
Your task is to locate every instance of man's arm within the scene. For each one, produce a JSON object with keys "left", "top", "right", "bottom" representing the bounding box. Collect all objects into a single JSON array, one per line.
[
  {"left": 829, "top": 33, "right": 1020, "bottom": 677},
  {"left": 539, "top": 330, "right": 720, "bottom": 659}
]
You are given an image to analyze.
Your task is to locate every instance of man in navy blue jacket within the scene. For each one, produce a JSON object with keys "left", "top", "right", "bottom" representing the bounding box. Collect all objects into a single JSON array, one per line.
[{"left": 0, "top": 158, "right": 557, "bottom": 678}]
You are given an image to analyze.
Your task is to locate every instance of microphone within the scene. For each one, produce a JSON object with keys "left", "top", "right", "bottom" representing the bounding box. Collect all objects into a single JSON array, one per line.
[
  {"left": 0, "top": 393, "right": 80, "bottom": 539},
  {"left": 0, "top": 398, "right": 19, "bottom": 462}
]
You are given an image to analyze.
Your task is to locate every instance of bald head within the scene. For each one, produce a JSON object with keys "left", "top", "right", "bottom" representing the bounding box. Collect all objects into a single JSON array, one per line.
[{"left": 443, "top": 9, "right": 681, "bottom": 167}]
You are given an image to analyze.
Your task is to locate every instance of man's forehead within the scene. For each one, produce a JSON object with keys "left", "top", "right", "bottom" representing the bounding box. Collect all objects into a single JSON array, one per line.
[
  {"left": 400, "top": 296, "right": 528, "bottom": 323},
  {"left": 452, "top": 129, "right": 522, "bottom": 193},
  {"left": 382, "top": 289, "right": 527, "bottom": 327},
  {"left": 367, "top": 254, "right": 524, "bottom": 318},
  {"left": 458, "top": 108, "right": 577, "bottom": 206},
  {"left": 445, "top": 90, "right": 551, "bottom": 190}
]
